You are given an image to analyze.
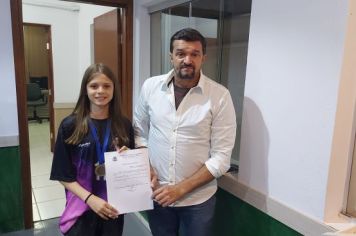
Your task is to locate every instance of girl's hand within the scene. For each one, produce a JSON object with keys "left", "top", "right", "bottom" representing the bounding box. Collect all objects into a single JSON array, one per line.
[
  {"left": 86, "top": 194, "right": 119, "bottom": 220},
  {"left": 117, "top": 145, "right": 129, "bottom": 153},
  {"left": 113, "top": 137, "right": 129, "bottom": 153}
]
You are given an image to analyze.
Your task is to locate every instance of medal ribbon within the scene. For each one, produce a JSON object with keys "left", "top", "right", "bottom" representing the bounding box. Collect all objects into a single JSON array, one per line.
[{"left": 89, "top": 119, "right": 111, "bottom": 165}]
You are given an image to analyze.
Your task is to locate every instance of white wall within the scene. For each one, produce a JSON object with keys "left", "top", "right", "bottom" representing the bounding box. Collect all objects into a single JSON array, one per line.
[
  {"left": 239, "top": 0, "right": 348, "bottom": 221},
  {"left": 22, "top": 1, "right": 114, "bottom": 104},
  {"left": 23, "top": 3, "right": 79, "bottom": 103},
  {"left": 133, "top": 0, "right": 152, "bottom": 107},
  {"left": 0, "top": 0, "right": 19, "bottom": 147}
]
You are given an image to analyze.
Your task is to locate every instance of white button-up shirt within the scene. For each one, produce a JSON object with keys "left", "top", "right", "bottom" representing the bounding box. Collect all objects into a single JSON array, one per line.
[{"left": 134, "top": 70, "right": 236, "bottom": 206}]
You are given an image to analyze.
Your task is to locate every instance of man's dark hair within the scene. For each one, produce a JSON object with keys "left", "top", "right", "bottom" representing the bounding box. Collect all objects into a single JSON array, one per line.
[{"left": 170, "top": 28, "right": 207, "bottom": 55}]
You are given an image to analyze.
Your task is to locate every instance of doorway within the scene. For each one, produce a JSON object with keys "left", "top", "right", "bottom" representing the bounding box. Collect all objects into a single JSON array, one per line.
[
  {"left": 11, "top": 0, "right": 133, "bottom": 229},
  {"left": 23, "top": 23, "right": 54, "bottom": 149},
  {"left": 23, "top": 22, "right": 58, "bottom": 222}
]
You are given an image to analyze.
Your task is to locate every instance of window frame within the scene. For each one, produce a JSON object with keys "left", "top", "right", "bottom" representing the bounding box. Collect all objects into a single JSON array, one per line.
[{"left": 324, "top": 0, "right": 356, "bottom": 222}]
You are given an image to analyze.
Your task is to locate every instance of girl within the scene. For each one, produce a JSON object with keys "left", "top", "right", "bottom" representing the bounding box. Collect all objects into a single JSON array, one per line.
[{"left": 50, "top": 63, "right": 134, "bottom": 235}]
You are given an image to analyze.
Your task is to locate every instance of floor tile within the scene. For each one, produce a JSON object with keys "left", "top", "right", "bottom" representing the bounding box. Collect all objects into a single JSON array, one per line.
[
  {"left": 30, "top": 146, "right": 51, "bottom": 155},
  {"left": 33, "top": 185, "right": 65, "bottom": 203},
  {"left": 32, "top": 174, "right": 59, "bottom": 188},
  {"left": 32, "top": 204, "right": 40, "bottom": 222},
  {"left": 37, "top": 199, "right": 65, "bottom": 220},
  {"left": 33, "top": 221, "right": 44, "bottom": 229},
  {"left": 30, "top": 159, "right": 52, "bottom": 177}
]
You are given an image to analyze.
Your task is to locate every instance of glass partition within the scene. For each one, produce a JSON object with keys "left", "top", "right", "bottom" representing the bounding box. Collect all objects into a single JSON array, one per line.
[
  {"left": 191, "top": 0, "right": 221, "bottom": 80},
  {"left": 161, "top": 3, "right": 190, "bottom": 73},
  {"left": 220, "top": 1, "right": 251, "bottom": 164}
]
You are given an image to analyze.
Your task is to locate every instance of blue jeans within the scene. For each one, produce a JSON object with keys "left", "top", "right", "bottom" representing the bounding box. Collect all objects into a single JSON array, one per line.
[{"left": 147, "top": 195, "right": 216, "bottom": 236}]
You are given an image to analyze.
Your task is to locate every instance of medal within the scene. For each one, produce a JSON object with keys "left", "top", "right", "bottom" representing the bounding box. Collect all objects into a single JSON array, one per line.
[
  {"left": 95, "top": 163, "right": 106, "bottom": 180},
  {"left": 95, "top": 164, "right": 106, "bottom": 176},
  {"left": 89, "top": 119, "right": 111, "bottom": 180}
]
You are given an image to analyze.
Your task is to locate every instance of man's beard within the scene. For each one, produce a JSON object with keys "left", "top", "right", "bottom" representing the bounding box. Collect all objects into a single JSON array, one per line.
[{"left": 176, "top": 65, "right": 195, "bottom": 80}]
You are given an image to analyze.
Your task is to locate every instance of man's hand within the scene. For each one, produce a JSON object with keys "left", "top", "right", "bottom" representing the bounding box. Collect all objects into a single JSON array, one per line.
[
  {"left": 150, "top": 166, "right": 158, "bottom": 189},
  {"left": 152, "top": 184, "right": 185, "bottom": 207},
  {"left": 151, "top": 165, "right": 215, "bottom": 207}
]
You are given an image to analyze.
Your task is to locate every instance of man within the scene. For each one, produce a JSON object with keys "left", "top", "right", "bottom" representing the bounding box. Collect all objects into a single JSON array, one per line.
[{"left": 134, "top": 28, "right": 236, "bottom": 236}]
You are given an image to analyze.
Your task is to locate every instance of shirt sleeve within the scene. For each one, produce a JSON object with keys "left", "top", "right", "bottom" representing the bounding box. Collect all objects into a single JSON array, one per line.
[
  {"left": 133, "top": 80, "right": 150, "bottom": 147},
  {"left": 205, "top": 90, "right": 237, "bottom": 178},
  {"left": 50, "top": 118, "right": 77, "bottom": 182}
]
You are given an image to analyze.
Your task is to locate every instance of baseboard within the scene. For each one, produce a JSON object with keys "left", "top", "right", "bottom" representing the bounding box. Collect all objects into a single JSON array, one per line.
[
  {"left": 0, "top": 135, "right": 19, "bottom": 148},
  {"left": 218, "top": 173, "right": 336, "bottom": 236}
]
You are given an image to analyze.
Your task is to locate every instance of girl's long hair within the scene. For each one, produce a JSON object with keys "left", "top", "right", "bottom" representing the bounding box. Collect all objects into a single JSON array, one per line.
[{"left": 65, "top": 63, "right": 128, "bottom": 146}]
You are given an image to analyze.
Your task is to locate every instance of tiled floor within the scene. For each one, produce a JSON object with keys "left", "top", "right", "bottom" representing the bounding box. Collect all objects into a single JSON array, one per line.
[{"left": 29, "top": 121, "right": 65, "bottom": 222}]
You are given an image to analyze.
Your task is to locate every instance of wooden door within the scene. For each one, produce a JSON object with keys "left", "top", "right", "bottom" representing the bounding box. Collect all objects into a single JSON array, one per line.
[
  {"left": 94, "top": 9, "right": 121, "bottom": 80},
  {"left": 94, "top": 9, "right": 128, "bottom": 116}
]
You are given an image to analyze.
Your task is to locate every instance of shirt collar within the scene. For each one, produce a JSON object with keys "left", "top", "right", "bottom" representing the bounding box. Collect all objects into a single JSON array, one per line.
[{"left": 162, "top": 69, "right": 206, "bottom": 94}]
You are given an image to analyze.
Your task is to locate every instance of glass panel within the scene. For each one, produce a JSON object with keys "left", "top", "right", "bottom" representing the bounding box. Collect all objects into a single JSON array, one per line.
[
  {"left": 161, "top": 3, "right": 190, "bottom": 73},
  {"left": 220, "top": 0, "right": 252, "bottom": 163},
  {"left": 191, "top": 0, "right": 221, "bottom": 81},
  {"left": 150, "top": 11, "right": 162, "bottom": 76}
]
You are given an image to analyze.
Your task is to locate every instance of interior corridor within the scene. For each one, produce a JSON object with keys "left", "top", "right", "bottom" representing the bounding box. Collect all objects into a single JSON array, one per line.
[{"left": 28, "top": 121, "right": 65, "bottom": 221}]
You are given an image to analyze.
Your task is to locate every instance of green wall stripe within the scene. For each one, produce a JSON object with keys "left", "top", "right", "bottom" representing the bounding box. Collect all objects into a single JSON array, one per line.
[
  {"left": 141, "top": 187, "right": 301, "bottom": 236},
  {"left": 213, "top": 188, "right": 302, "bottom": 236},
  {"left": 0, "top": 146, "right": 24, "bottom": 233}
]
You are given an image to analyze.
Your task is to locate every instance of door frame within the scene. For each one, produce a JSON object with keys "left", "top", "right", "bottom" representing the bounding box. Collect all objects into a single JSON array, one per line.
[{"left": 10, "top": 0, "right": 133, "bottom": 229}]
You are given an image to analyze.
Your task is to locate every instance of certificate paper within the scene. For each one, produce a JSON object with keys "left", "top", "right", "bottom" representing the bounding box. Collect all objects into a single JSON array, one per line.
[{"left": 104, "top": 149, "right": 153, "bottom": 214}]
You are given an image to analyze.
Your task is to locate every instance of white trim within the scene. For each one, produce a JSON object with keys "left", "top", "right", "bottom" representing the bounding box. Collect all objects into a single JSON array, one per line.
[
  {"left": 218, "top": 173, "right": 336, "bottom": 236},
  {"left": 53, "top": 103, "right": 76, "bottom": 109},
  {"left": 0, "top": 135, "right": 19, "bottom": 147}
]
